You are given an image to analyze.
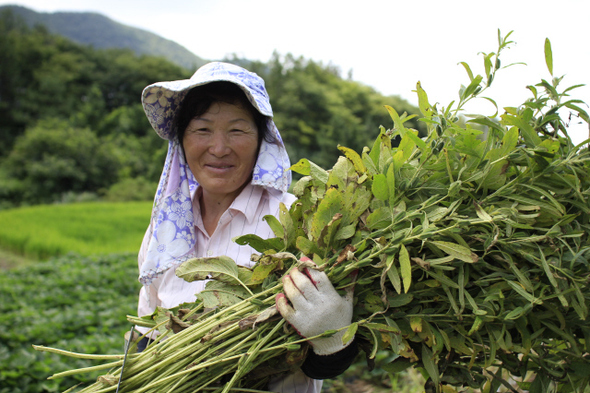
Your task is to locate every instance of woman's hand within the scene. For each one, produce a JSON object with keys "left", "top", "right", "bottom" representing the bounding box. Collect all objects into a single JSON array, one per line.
[{"left": 275, "top": 258, "right": 355, "bottom": 355}]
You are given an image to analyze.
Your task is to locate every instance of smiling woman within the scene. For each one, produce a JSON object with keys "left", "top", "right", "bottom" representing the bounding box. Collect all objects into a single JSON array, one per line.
[
  {"left": 183, "top": 101, "right": 260, "bottom": 234},
  {"left": 134, "top": 61, "right": 359, "bottom": 392}
]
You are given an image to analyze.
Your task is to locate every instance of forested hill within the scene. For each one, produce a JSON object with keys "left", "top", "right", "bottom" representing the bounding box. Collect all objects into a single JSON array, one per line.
[
  {"left": 0, "top": 4, "right": 205, "bottom": 70},
  {"left": 0, "top": 6, "right": 423, "bottom": 209}
]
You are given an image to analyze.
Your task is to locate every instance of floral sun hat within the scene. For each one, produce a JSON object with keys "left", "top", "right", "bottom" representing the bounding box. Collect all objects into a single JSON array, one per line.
[{"left": 138, "top": 62, "right": 292, "bottom": 286}]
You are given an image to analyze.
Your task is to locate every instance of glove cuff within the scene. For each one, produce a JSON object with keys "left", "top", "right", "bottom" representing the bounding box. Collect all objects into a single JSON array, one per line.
[{"left": 310, "top": 330, "right": 354, "bottom": 356}]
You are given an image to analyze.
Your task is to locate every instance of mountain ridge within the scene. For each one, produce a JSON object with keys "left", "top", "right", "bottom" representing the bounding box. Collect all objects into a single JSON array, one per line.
[{"left": 0, "top": 4, "right": 206, "bottom": 70}]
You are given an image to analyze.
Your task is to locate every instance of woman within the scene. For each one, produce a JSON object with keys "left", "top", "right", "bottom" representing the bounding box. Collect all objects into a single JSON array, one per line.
[{"left": 137, "top": 62, "right": 357, "bottom": 392}]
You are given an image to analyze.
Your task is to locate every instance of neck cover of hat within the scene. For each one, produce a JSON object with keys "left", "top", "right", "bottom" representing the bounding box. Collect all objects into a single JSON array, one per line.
[{"left": 138, "top": 62, "right": 292, "bottom": 286}]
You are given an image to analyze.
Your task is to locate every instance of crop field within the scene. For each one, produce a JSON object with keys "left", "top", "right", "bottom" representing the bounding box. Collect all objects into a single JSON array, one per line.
[
  {"left": 0, "top": 201, "right": 152, "bottom": 260},
  {"left": 0, "top": 252, "right": 141, "bottom": 393},
  {"left": 0, "top": 202, "right": 149, "bottom": 392}
]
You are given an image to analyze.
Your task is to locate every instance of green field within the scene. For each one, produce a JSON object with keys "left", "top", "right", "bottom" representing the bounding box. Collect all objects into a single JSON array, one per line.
[
  {"left": 0, "top": 201, "right": 152, "bottom": 261},
  {"left": 0, "top": 202, "right": 150, "bottom": 392}
]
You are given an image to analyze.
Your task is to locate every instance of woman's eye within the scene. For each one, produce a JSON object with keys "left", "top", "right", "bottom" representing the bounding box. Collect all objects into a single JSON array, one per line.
[{"left": 190, "top": 127, "right": 209, "bottom": 133}]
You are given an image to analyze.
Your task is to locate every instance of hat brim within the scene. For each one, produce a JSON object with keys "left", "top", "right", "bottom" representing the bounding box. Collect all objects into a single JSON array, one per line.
[{"left": 141, "top": 62, "right": 274, "bottom": 140}]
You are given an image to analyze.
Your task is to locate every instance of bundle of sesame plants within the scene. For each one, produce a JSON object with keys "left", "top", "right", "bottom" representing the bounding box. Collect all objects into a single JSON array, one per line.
[{"left": 35, "top": 31, "right": 590, "bottom": 393}]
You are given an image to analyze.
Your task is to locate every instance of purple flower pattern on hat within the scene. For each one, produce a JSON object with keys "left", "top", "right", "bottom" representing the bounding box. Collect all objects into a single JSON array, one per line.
[{"left": 138, "top": 62, "right": 291, "bottom": 286}]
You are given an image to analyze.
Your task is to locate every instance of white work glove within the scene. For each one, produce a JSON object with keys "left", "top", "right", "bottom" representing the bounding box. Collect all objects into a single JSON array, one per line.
[{"left": 275, "top": 260, "right": 354, "bottom": 356}]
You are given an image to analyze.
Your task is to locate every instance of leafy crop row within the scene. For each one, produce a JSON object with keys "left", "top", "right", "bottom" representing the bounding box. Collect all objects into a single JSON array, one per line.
[{"left": 0, "top": 253, "right": 141, "bottom": 393}]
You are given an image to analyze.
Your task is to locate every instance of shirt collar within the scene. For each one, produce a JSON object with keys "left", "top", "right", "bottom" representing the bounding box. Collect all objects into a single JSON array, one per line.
[{"left": 192, "top": 183, "right": 265, "bottom": 227}]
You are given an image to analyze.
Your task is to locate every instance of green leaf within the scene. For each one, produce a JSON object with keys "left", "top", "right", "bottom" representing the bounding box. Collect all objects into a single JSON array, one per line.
[
  {"left": 264, "top": 214, "right": 284, "bottom": 239},
  {"left": 458, "top": 61, "right": 474, "bottom": 81},
  {"left": 399, "top": 245, "right": 412, "bottom": 293},
  {"left": 462, "top": 74, "right": 483, "bottom": 100},
  {"left": 381, "top": 358, "right": 413, "bottom": 374},
  {"left": 505, "top": 194, "right": 563, "bottom": 218},
  {"left": 366, "top": 206, "right": 392, "bottom": 230},
  {"left": 426, "top": 270, "right": 460, "bottom": 289},
  {"left": 334, "top": 224, "right": 356, "bottom": 241},
  {"left": 327, "top": 156, "right": 351, "bottom": 189},
  {"left": 544, "top": 38, "right": 553, "bottom": 76},
  {"left": 198, "top": 281, "right": 251, "bottom": 308},
  {"left": 386, "top": 162, "right": 396, "bottom": 206},
  {"left": 397, "top": 131, "right": 417, "bottom": 164},
  {"left": 176, "top": 256, "right": 251, "bottom": 295},
  {"left": 309, "top": 161, "right": 329, "bottom": 183},
  {"left": 362, "top": 150, "right": 378, "bottom": 176},
  {"left": 520, "top": 184, "right": 566, "bottom": 215},
  {"left": 386, "top": 254, "right": 402, "bottom": 295},
  {"left": 278, "top": 203, "right": 295, "bottom": 247},
  {"left": 385, "top": 105, "right": 405, "bottom": 133},
  {"left": 233, "top": 234, "right": 285, "bottom": 253},
  {"left": 342, "top": 183, "right": 372, "bottom": 226},
  {"left": 430, "top": 241, "right": 478, "bottom": 263},
  {"left": 296, "top": 236, "right": 323, "bottom": 257},
  {"left": 505, "top": 280, "right": 542, "bottom": 305},
  {"left": 310, "top": 187, "right": 344, "bottom": 241},
  {"left": 369, "top": 128, "right": 384, "bottom": 167},
  {"left": 387, "top": 293, "right": 413, "bottom": 307},
  {"left": 502, "top": 109, "right": 542, "bottom": 148},
  {"left": 371, "top": 173, "right": 389, "bottom": 201},
  {"left": 421, "top": 344, "right": 440, "bottom": 385},
  {"left": 474, "top": 202, "right": 493, "bottom": 222},
  {"left": 403, "top": 128, "right": 426, "bottom": 150},
  {"left": 342, "top": 322, "right": 358, "bottom": 345},
  {"left": 415, "top": 81, "right": 432, "bottom": 119},
  {"left": 251, "top": 256, "right": 282, "bottom": 284}
]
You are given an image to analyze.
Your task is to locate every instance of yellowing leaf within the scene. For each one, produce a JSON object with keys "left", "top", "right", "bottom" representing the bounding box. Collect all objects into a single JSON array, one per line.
[
  {"left": 289, "top": 158, "right": 310, "bottom": 175},
  {"left": 338, "top": 145, "right": 366, "bottom": 174}
]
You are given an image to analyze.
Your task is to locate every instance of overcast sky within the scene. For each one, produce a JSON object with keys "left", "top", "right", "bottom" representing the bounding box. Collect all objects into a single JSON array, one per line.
[{"left": 2, "top": 0, "right": 589, "bottom": 144}]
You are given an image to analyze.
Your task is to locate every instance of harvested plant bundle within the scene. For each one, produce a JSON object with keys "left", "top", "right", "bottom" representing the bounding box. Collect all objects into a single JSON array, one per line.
[{"left": 35, "top": 32, "right": 590, "bottom": 392}]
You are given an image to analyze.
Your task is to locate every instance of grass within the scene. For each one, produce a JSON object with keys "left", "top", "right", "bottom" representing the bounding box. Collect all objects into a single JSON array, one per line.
[{"left": 0, "top": 201, "right": 152, "bottom": 260}]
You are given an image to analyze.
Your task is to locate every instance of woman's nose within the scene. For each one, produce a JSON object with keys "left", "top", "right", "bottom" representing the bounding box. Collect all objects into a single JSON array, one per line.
[{"left": 208, "top": 130, "right": 231, "bottom": 156}]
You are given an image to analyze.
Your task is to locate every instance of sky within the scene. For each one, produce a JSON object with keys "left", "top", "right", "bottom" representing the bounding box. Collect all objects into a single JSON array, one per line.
[{"left": 2, "top": 0, "right": 589, "bottom": 144}]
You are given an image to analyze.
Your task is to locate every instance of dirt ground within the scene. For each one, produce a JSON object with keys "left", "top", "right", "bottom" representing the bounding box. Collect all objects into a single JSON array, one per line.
[{"left": 0, "top": 248, "right": 34, "bottom": 270}]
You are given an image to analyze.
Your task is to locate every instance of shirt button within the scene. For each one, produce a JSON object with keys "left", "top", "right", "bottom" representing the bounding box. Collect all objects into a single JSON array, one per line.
[{"left": 207, "top": 250, "right": 213, "bottom": 256}]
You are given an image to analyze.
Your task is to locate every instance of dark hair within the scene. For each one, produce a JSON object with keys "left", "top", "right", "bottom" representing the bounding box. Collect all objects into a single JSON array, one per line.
[{"left": 174, "top": 82, "right": 276, "bottom": 148}]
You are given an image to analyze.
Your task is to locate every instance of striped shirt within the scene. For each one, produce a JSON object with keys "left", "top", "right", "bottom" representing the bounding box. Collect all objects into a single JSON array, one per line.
[{"left": 137, "top": 183, "right": 322, "bottom": 393}]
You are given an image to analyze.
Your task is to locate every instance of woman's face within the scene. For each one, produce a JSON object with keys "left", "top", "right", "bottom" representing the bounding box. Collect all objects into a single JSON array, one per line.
[{"left": 183, "top": 101, "right": 259, "bottom": 201}]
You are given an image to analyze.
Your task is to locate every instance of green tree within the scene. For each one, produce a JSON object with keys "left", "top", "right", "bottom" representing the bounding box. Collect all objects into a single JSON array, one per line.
[{"left": 2, "top": 118, "right": 120, "bottom": 204}]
